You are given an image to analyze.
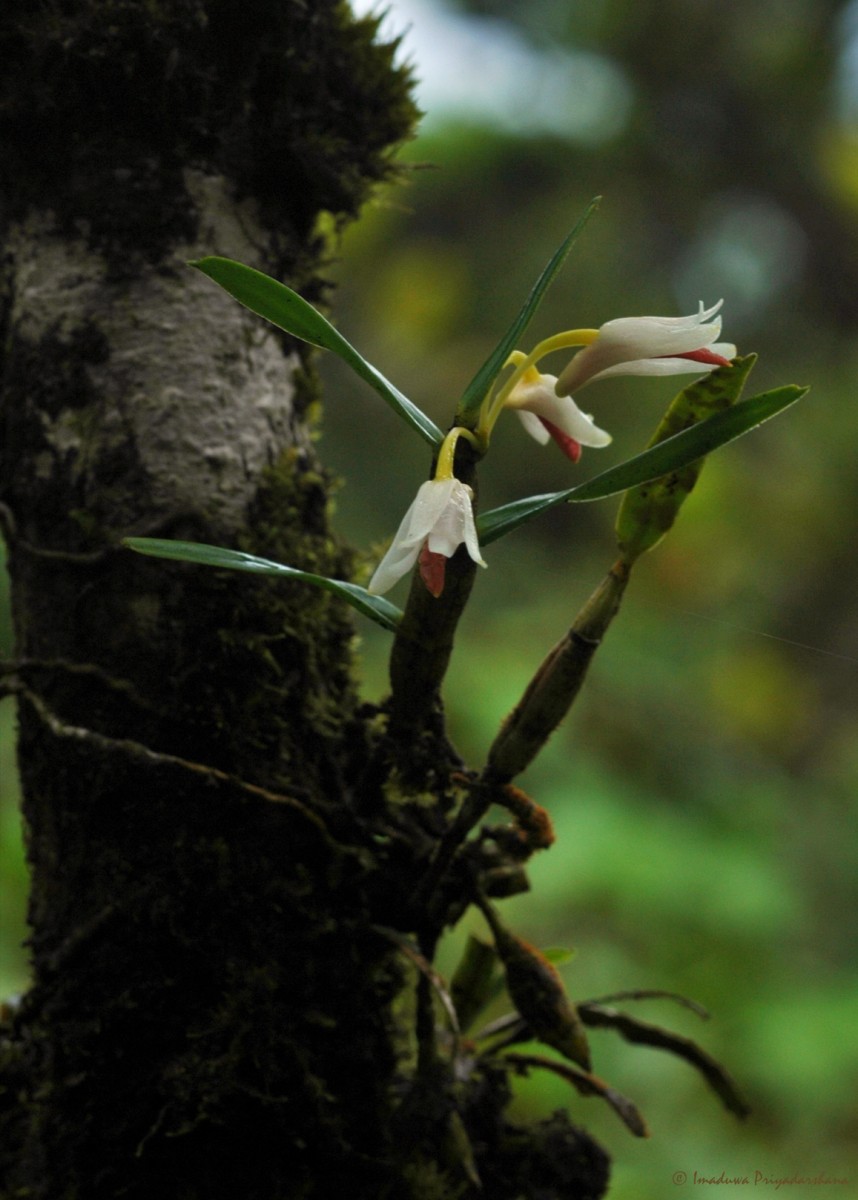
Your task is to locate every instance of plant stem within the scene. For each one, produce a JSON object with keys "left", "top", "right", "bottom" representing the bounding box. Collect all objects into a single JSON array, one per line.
[
  {"left": 486, "top": 558, "right": 631, "bottom": 783},
  {"left": 387, "top": 441, "right": 482, "bottom": 735}
]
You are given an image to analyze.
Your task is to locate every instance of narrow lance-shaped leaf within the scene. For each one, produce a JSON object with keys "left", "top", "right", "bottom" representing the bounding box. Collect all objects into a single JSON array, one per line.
[
  {"left": 477, "top": 380, "right": 808, "bottom": 546},
  {"left": 123, "top": 538, "right": 403, "bottom": 633},
  {"left": 450, "top": 935, "right": 500, "bottom": 1034},
  {"left": 615, "top": 355, "right": 756, "bottom": 562},
  {"left": 455, "top": 198, "right": 601, "bottom": 424},
  {"left": 191, "top": 257, "right": 443, "bottom": 448}
]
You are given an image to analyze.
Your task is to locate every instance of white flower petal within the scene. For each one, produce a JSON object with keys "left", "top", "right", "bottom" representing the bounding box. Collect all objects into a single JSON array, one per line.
[
  {"left": 585, "top": 357, "right": 718, "bottom": 382},
  {"left": 463, "top": 521, "right": 486, "bottom": 568},
  {"left": 557, "top": 301, "right": 726, "bottom": 395},
  {"left": 368, "top": 478, "right": 485, "bottom": 594},
  {"left": 456, "top": 483, "right": 487, "bottom": 567},
  {"left": 507, "top": 374, "right": 611, "bottom": 448},
  {"left": 515, "top": 409, "right": 551, "bottom": 445},
  {"left": 551, "top": 399, "right": 612, "bottom": 448},
  {"left": 585, "top": 342, "right": 736, "bottom": 385},
  {"left": 403, "top": 477, "right": 459, "bottom": 543},
  {"left": 426, "top": 480, "right": 485, "bottom": 566},
  {"left": 504, "top": 375, "right": 557, "bottom": 414},
  {"left": 367, "top": 483, "right": 440, "bottom": 594},
  {"left": 427, "top": 505, "right": 463, "bottom": 557},
  {"left": 599, "top": 299, "right": 723, "bottom": 340},
  {"left": 368, "top": 537, "right": 422, "bottom": 595},
  {"left": 599, "top": 316, "right": 722, "bottom": 356}
]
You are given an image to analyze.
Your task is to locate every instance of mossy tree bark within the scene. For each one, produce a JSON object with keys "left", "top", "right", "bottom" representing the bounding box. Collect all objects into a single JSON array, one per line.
[{"left": 0, "top": 3, "right": 610, "bottom": 1197}]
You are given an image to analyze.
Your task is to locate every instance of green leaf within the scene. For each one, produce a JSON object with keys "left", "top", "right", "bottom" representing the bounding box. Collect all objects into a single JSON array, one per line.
[
  {"left": 123, "top": 538, "right": 403, "bottom": 632},
  {"left": 615, "top": 355, "right": 755, "bottom": 561},
  {"left": 451, "top": 935, "right": 500, "bottom": 1033},
  {"left": 190, "top": 257, "right": 443, "bottom": 448},
  {"left": 455, "top": 198, "right": 601, "bottom": 423},
  {"left": 477, "top": 378, "right": 808, "bottom": 545}
]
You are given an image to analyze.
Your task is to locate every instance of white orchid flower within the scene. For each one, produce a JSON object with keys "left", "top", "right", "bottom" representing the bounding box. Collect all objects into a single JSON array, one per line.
[
  {"left": 504, "top": 368, "right": 612, "bottom": 462},
  {"left": 555, "top": 300, "right": 736, "bottom": 396},
  {"left": 369, "top": 476, "right": 486, "bottom": 597},
  {"left": 479, "top": 301, "right": 735, "bottom": 462}
]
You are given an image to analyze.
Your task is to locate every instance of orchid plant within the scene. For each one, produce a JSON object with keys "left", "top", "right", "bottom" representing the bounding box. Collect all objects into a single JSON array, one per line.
[
  {"left": 369, "top": 298, "right": 737, "bottom": 597},
  {"left": 125, "top": 200, "right": 807, "bottom": 1147}
]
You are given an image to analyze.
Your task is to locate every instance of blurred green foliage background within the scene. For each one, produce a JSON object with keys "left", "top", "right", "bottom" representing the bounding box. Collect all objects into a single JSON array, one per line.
[{"left": 2, "top": 0, "right": 858, "bottom": 1194}]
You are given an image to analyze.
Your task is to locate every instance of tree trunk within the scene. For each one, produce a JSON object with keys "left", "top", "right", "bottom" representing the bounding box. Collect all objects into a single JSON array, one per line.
[{"left": 0, "top": 3, "right": 610, "bottom": 1197}]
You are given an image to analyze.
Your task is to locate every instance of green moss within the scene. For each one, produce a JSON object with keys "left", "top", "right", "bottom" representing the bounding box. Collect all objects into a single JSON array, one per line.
[
  {"left": 401, "top": 1159, "right": 468, "bottom": 1200},
  {"left": 0, "top": 0, "right": 420, "bottom": 266},
  {"left": 157, "top": 430, "right": 362, "bottom": 790}
]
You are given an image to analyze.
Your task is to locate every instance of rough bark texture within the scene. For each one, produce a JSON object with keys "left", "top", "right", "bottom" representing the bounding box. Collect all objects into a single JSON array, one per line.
[{"left": 0, "top": 3, "right": 610, "bottom": 1197}]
